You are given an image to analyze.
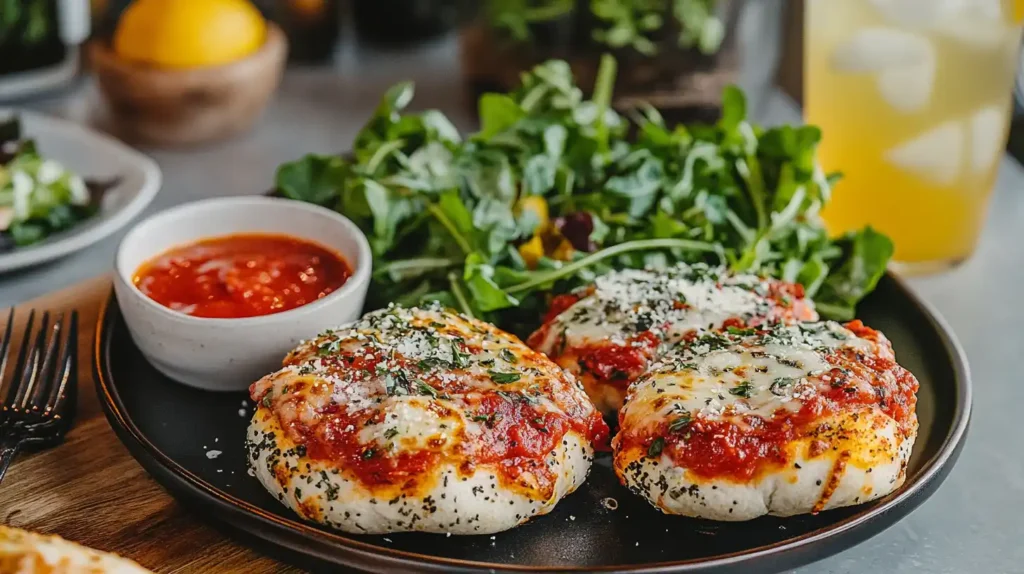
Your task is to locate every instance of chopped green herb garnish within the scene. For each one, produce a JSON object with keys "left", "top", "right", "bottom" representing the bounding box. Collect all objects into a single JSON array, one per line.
[
  {"left": 770, "top": 377, "right": 795, "bottom": 396},
  {"left": 647, "top": 437, "right": 665, "bottom": 458},
  {"left": 417, "top": 380, "right": 439, "bottom": 397},
  {"left": 695, "top": 332, "right": 732, "bottom": 351},
  {"left": 488, "top": 370, "right": 521, "bottom": 384},
  {"left": 383, "top": 428, "right": 399, "bottom": 440},
  {"left": 728, "top": 381, "right": 754, "bottom": 398},
  {"left": 317, "top": 340, "right": 340, "bottom": 356},
  {"left": 500, "top": 348, "right": 518, "bottom": 364},
  {"left": 668, "top": 412, "right": 692, "bottom": 432},
  {"left": 472, "top": 413, "right": 501, "bottom": 427},
  {"left": 385, "top": 371, "right": 412, "bottom": 396},
  {"left": 450, "top": 340, "right": 468, "bottom": 368}
]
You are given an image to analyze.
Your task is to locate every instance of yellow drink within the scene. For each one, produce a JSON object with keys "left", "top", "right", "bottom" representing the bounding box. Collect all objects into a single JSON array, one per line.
[{"left": 805, "top": 0, "right": 1023, "bottom": 270}]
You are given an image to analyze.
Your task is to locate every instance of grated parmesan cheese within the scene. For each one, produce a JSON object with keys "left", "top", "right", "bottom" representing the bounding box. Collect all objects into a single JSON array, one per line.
[
  {"left": 538, "top": 263, "right": 773, "bottom": 351},
  {"left": 624, "top": 321, "right": 878, "bottom": 425}
]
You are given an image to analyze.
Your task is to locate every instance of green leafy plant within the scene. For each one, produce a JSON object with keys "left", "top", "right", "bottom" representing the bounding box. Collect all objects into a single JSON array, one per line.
[
  {"left": 484, "top": 0, "right": 725, "bottom": 56},
  {"left": 0, "top": 0, "right": 53, "bottom": 49},
  {"left": 276, "top": 55, "right": 892, "bottom": 335},
  {"left": 484, "top": 0, "right": 578, "bottom": 42}
]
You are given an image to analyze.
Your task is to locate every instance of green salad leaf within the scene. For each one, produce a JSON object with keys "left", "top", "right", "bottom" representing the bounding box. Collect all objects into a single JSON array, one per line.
[
  {"left": 275, "top": 55, "right": 892, "bottom": 335},
  {"left": 275, "top": 154, "right": 345, "bottom": 206},
  {"left": 1, "top": 116, "right": 108, "bottom": 251},
  {"left": 813, "top": 227, "right": 894, "bottom": 321}
]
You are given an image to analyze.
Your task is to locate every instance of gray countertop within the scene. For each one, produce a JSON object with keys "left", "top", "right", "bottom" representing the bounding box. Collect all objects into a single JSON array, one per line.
[{"left": 5, "top": 35, "right": 1023, "bottom": 574}]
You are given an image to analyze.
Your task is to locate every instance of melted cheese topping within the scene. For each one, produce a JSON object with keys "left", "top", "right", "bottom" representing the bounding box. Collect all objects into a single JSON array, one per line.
[
  {"left": 539, "top": 264, "right": 778, "bottom": 349},
  {"left": 632, "top": 322, "right": 875, "bottom": 423},
  {"left": 249, "top": 304, "right": 607, "bottom": 498},
  {"left": 527, "top": 263, "right": 818, "bottom": 413},
  {"left": 615, "top": 320, "right": 919, "bottom": 481},
  {"left": 357, "top": 398, "right": 459, "bottom": 449}
]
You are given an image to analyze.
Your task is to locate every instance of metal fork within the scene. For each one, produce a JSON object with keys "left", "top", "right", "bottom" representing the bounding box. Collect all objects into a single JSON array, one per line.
[{"left": 0, "top": 310, "right": 79, "bottom": 484}]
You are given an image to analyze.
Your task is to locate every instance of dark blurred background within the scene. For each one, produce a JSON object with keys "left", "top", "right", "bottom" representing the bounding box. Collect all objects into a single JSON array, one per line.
[{"left": 2, "top": 0, "right": 793, "bottom": 125}]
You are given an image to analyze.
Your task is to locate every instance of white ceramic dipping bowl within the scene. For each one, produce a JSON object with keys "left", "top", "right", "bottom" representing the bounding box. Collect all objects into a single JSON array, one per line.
[{"left": 113, "top": 196, "right": 372, "bottom": 391}]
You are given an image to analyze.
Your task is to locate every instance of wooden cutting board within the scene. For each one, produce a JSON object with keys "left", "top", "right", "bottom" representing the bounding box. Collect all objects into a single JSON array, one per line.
[{"left": 0, "top": 276, "right": 303, "bottom": 574}]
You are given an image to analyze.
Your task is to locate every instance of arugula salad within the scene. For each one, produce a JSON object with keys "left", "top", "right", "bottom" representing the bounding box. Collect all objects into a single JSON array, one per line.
[
  {"left": 276, "top": 55, "right": 892, "bottom": 336},
  {"left": 0, "top": 116, "right": 113, "bottom": 252}
]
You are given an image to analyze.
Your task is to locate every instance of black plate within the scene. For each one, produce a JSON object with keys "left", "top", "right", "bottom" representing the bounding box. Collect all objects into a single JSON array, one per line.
[{"left": 95, "top": 274, "right": 971, "bottom": 573}]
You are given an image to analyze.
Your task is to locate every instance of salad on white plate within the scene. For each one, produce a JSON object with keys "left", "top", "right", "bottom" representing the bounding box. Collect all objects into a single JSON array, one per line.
[
  {"left": 0, "top": 116, "right": 120, "bottom": 250},
  {"left": 0, "top": 110, "right": 161, "bottom": 272}
]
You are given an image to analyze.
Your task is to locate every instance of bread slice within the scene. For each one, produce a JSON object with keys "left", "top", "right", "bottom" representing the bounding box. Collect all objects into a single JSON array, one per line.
[{"left": 0, "top": 526, "right": 152, "bottom": 574}]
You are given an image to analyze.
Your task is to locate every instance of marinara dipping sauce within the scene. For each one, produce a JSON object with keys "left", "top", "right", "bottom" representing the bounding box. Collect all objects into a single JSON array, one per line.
[{"left": 133, "top": 233, "right": 352, "bottom": 319}]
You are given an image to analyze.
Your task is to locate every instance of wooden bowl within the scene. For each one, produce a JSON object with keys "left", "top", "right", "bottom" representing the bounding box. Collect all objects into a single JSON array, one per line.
[{"left": 89, "top": 24, "right": 287, "bottom": 146}]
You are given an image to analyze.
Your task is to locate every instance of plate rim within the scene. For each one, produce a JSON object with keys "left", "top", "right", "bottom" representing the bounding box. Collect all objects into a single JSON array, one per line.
[
  {"left": 93, "top": 273, "right": 972, "bottom": 573},
  {"left": 0, "top": 108, "right": 162, "bottom": 273}
]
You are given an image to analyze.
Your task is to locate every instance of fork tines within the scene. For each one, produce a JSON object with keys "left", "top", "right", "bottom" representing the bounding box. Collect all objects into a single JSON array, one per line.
[{"left": 0, "top": 309, "right": 78, "bottom": 433}]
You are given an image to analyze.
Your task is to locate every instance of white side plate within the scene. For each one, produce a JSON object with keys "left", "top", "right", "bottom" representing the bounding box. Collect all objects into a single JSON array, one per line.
[{"left": 0, "top": 109, "right": 161, "bottom": 273}]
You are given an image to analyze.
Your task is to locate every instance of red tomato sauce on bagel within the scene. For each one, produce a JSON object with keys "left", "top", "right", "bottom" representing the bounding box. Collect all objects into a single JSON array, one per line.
[
  {"left": 250, "top": 306, "right": 609, "bottom": 498},
  {"left": 614, "top": 321, "right": 919, "bottom": 482}
]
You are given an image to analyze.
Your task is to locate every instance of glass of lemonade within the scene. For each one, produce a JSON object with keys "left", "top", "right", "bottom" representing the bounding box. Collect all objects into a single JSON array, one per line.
[{"left": 805, "top": 0, "right": 1023, "bottom": 272}]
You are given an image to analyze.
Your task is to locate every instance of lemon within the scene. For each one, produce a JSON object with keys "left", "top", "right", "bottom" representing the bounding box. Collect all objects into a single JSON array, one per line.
[{"left": 113, "top": 0, "right": 267, "bottom": 69}]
